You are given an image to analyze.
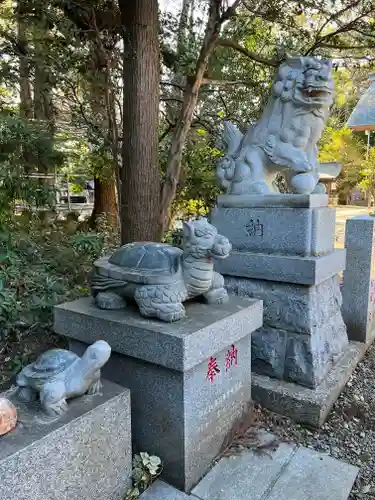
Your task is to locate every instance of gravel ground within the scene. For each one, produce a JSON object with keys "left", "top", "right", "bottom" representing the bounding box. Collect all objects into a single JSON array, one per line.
[{"left": 256, "top": 343, "right": 375, "bottom": 499}]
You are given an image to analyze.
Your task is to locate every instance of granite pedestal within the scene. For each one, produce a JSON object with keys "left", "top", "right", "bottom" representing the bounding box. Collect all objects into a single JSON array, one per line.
[
  {"left": 342, "top": 215, "right": 375, "bottom": 344},
  {"left": 54, "top": 296, "right": 263, "bottom": 492},
  {"left": 211, "top": 194, "right": 358, "bottom": 426},
  {"left": 0, "top": 380, "right": 131, "bottom": 500}
]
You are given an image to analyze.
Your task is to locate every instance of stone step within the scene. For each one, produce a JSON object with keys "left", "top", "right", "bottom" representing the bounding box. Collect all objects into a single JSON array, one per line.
[
  {"left": 140, "top": 435, "right": 358, "bottom": 500},
  {"left": 191, "top": 433, "right": 358, "bottom": 500},
  {"left": 140, "top": 480, "right": 194, "bottom": 499}
]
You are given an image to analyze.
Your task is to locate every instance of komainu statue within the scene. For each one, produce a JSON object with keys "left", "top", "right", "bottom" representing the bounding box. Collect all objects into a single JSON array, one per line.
[{"left": 216, "top": 56, "right": 335, "bottom": 195}]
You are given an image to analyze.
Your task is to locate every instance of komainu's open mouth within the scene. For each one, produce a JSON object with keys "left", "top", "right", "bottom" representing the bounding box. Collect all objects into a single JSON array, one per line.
[{"left": 302, "top": 87, "right": 330, "bottom": 98}]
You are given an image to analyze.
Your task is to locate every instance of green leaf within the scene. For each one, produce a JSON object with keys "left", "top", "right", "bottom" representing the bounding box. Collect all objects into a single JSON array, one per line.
[{"left": 149, "top": 456, "right": 161, "bottom": 467}]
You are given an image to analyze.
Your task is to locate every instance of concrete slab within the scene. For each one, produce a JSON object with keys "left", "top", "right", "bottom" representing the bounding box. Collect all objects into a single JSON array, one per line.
[
  {"left": 192, "top": 434, "right": 358, "bottom": 500},
  {"left": 54, "top": 297, "right": 262, "bottom": 371},
  {"left": 140, "top": 480, "right": 192, "bottom": 499},
  {"left": 252, "top": 341, "right": 366, "bottom": 427},
  {"left": 216, "top": 194, "right": 328, "bottom": 208},
  {"left": 215, "top": 249, "right": 346, "bottom": 285},
  {"left": 267, "top": 447, "right": 358, "bottom": 500},
  {"left": 192, "top": 433, "right": 298, "bottom": 500}
]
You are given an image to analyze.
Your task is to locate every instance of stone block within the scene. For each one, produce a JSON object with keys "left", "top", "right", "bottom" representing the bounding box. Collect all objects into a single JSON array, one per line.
[
  {"left": 251, "top": 341, "right": 366, "bottom": 427},
  {"left": 342, "top": 215, "right": 375, "bottom": 343},
  {"left": 216, "top": 248, "right": 346, "bottom": 285},
  {"left": 216, "top": 193, "right": 329, "bottom": 208},
  {"left": 251, "top": 314, "right": 347, "bottom": 389},
  {"left": 0, "top": 380, "right": 132, "bottom": 500},
  {"left": 54, "top": 297, "right": 262, "bottom": 371},
  {"left": 284, "top": 311, "right": 348, "bottom": 387},
  {"left": 225, "top": 275, "right": 342, "bottom": 334},
  {"left": 311, "top": 206, "right": 336, "bottom": 255},
  {"left": 55, "top": 297, "right": 263, "bottom": 493},
  {"left": 251, "top": 328, "right": 287, "bottom": 379},
  {"left": 211, "top": 205, "right": 335, "bottom": 256},
  {"left": 225, "top": 276, "right": 348, "bottom": 388}
]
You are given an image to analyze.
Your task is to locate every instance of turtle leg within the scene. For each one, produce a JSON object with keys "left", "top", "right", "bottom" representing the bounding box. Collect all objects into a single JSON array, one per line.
[
  {"left": 87, "top": 372, "right": 102, "bottom": 395},
  {"left": 135, "top": 285, "right": 186, "bottom": 322},
  {"left": 95, "top": 291, "right": 127, "bottom": 310},
  {"left": 40, "top": 383, "right": 68, "bottom": 417},
  {"left": 16, "top": 386, "right": 38, "bottom": 402},
  {"left": 203, "top": 271, "right": 229, "bottom": 305},
  {"left": 15, "top": 373, "right": 38, "bottom": 402}
]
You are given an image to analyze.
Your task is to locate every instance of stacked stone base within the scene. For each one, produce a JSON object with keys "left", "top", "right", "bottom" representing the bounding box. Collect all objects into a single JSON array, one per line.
[
  {"left": 212, "top": 194, "right": 357, "bottom": 426},
  {"left": 225, "top": 276, "right": 348, "bottom": 389},
  {"left": 251, "top": 342, "right": 366, "bottom": 427}
]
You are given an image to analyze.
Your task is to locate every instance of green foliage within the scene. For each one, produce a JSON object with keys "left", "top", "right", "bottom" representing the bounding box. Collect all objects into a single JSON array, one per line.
[
  {"left": 166, "top": 134, "right": 221, "bottom": 219},
  {"left": 0, "top": 115, "right": 64, "bottom": 218},
  {"left": 359, "top": 148, "right": 375, "bottom": 197},
  {"left": 163, "top": 228, "right": 183, "bottom": 247},
  {"left": 0, "top": 216, "right": 114, "bottom": 344},
  {"left": 126, "top": 453, "right": 163, "bottom": 499},
  {"left": 319, "top": 127, "right": 366, "bottom": 199}
]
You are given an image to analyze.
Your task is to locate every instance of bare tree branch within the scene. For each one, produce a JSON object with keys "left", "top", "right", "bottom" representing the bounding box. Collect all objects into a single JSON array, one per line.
[
  {"left": 159, "top": 0, "right": 244, "bottom": 233},
  {"left": 216, "top": 38, "right": 279, "bottom": 66},
  {"left": 201, "top": 78, "right": 253, "bottom": 85},
  {"left": 160, "top": 81, "right": 185, "bottom": 91}
]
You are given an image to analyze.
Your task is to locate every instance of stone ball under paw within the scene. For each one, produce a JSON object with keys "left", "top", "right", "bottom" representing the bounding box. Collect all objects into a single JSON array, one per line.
[
  {"left": 0, "top": 398, "right": 17, "bottom": 436},
  {"left": 312, "top": 182, "right": 327, "bottom": 194},
  {"left": 248, "top": 181, "right": 271, "bottom": 194},
  {"left": 290, "top": 173, "right": 317, "bottom": 194}
]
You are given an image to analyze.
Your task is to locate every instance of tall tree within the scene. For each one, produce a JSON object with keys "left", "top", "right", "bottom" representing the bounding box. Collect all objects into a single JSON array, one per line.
[
  {"left": 119, "top": 0, "right": 161, "bottom": 243},
  {"left": 16, "top": 0, "right": 32, "bottom": 119}
]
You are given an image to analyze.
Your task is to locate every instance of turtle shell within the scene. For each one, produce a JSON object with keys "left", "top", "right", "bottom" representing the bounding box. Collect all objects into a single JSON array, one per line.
[
  {"left": 96, "top": 242, "right": 183, "bottom": 285},
  {"left": 24, "top": 349, "right": 79, "bottom": 381}
]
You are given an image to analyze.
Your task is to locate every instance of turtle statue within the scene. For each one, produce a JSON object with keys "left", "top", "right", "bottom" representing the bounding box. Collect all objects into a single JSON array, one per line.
[
  {"left": 90, "top": 218, "right": 232, "bottom": 322},
  {"left": 15, "top": 340, "right": 111, "bottom": 416}
]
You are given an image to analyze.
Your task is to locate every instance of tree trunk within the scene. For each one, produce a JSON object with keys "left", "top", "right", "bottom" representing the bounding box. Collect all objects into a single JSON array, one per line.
[
  {"left": 85, "top": 39, "right": 120, "bottom": 230},
  {"left": 17, "top": 1, "right": 32, "bottom": 119},
  {"left": 88, "top": 176, "right": 118, "bottom": 229},
  {"left": 34, "top": 63, "right": 54, "bottom": 125},
  {"left": 119, "top": 0, "right": 161, "bottom": 244},
  {"left": 163, "top": 0, "right": 194, "bottom": 127}
]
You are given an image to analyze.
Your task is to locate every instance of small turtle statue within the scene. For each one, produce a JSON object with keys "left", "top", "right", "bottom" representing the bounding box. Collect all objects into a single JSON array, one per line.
[
  {"left": 15, "top": 340, "right": 111, "bottom": 416},
  {"left": 90, "top": 218, "right": 232, "bottom": 322}
]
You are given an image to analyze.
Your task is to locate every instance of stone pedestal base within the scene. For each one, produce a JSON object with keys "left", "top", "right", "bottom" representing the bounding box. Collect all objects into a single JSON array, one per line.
[
  {"left": 0, "top": 381, "right": 131, "bottom": 500},
  {"left": 252, "top": 341, "right": 366, "bottom": 427},
  {"left": 54, "top": 297, "right": 263, "bottom": 493},
  {"left": 225, "top": 276, "right": 348, "bottom": 389},
  {"left": 211, "top": 194, "right": 353, "bottom": 425}
]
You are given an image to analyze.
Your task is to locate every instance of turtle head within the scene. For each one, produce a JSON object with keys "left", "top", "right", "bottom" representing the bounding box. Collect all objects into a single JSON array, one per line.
[
  {"left": 183, "top": 218, "right": 232, "bottom": 260},
  {"left": 82, "top": 340, "right": 111, "bottom": 370}
]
